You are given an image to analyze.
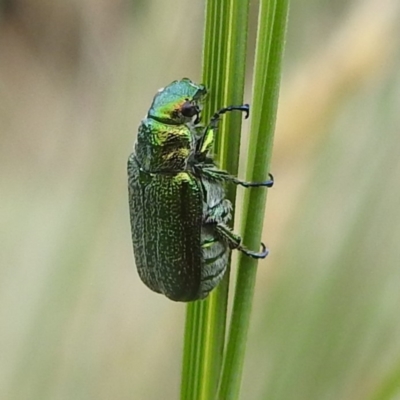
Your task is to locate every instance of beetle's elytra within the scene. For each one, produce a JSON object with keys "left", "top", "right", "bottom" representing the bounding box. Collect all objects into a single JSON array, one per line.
[{"left": 128, "top": 78, "right": 273, "bottom": 302}]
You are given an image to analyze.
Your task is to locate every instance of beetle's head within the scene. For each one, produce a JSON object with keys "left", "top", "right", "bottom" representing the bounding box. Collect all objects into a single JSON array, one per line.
[{"left": 148, "top": 78, "right": 207, "bottom": 125}]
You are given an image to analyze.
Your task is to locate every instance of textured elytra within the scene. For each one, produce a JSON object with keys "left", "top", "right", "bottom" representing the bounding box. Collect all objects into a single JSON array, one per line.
[
  {"left": 128, "top": 78, "right": 269, "bottom": 302},
  {"left": 128, "top": 155, "right": 205, "bottom": 301}
]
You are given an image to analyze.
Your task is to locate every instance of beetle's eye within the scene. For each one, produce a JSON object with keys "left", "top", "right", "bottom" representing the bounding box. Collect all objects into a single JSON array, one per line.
[{"left": 181, "top": 101, "right": 198, "bottom": 118}]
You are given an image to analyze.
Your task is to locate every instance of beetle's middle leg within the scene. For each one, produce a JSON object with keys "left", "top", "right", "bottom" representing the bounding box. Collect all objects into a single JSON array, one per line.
[
  {"left": 197, "top": 164, "right": 274, "bottom": 188},
  {"left": 214, "top": 222, "right": 269, "bottom": 259}
]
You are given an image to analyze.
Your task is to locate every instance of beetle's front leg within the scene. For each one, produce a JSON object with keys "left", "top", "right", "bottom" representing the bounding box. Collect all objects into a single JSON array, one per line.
[
  {"left": 197, "top": 165, "right": 274, "bottom": 188},
  {"left": 196, "top": 104, "right": 250, "bottom": 159},
  {"left": 215, "top": 223, "right": 269, "bottom": 259}
]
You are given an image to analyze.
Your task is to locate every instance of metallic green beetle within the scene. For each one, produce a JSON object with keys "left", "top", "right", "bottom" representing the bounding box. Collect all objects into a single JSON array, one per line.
[{"left": 128, "top": 78, "right": 273, "bottom": 302}]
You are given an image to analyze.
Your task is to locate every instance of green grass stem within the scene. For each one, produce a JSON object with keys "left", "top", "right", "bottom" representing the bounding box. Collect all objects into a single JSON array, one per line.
[
  {"left": 218, "top": 0, "right": 290, "bottom": 398},
  {"left": 181, "top": 0, "right": 289, "bottom": 399}
]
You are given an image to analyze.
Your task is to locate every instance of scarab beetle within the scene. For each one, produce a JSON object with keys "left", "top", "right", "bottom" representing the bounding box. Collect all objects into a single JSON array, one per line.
[{"left": 128, "top": 78, "right": 273, "bottom": 302}]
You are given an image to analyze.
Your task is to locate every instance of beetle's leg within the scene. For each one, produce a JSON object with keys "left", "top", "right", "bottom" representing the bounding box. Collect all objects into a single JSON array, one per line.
[
  {"left": 196, "top": 104, "right": 250, "bottom": 157},
  {"left": 208, "top": 104, "right": 250, "bottom": 128},
  {"left": 215, "top": 223, "right": 269, "bottom": 259},
  {"left": 196, "top": 128, "right": 214, "bottom": 157},
  {"left": 197, "top": 165, "right": 274, "bottom": 188},
  {"left": 231, "top": 173, "right": 274, "bottom": 188}
]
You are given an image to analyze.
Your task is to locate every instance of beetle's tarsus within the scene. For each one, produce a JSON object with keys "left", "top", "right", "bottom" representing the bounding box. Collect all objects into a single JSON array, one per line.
[
  {"left": 233, "top": 172, "right": 274, "bottom": 188},
  {"left": 209, "top": 104, "right": 250, "bottom": 128},
  {"left": 238, "top": 242, "right": 269, "bottom": 259}
]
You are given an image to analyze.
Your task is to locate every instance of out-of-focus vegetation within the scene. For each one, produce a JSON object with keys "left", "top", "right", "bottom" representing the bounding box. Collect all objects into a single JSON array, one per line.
[{"left": 1, "top": 0, "right": 399, "bottom": 399}]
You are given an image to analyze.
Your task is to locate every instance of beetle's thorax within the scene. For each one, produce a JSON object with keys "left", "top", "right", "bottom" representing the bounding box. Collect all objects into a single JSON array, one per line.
[{"left": 134, "top": 117, "right": 196, "bottom": 172}]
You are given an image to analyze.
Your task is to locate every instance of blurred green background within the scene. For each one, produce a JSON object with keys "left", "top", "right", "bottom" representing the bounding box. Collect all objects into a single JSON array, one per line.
[{"left": 1, "top": 1, "right": 400, "bottom": 399}]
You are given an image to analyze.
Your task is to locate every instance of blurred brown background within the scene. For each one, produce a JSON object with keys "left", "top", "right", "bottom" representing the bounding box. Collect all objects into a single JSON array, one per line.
[{"left": 1, "top": 1, "right": 400, "bottom": 399}]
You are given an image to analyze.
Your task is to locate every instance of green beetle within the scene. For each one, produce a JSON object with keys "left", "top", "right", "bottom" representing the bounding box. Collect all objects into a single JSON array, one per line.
[{"left": 128, "top": 78, "right": 273, "bottom": 302}]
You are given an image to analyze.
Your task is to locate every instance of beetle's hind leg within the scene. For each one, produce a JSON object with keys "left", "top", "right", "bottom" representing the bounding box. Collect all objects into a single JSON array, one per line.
[{"left": 215, "top": 223, "right": 269, "bottom": 259}]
